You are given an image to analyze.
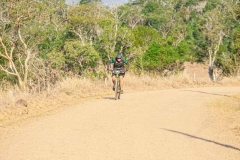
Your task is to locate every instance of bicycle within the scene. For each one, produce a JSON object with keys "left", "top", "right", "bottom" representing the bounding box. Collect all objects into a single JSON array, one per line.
[{"left": 113, "top": 70, "right": 121, "bottom": 100}]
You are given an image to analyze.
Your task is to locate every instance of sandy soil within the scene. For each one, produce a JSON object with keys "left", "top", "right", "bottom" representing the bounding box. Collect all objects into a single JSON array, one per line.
[{"left": 0, "top": 87, "right": 240, "bottom": 160}]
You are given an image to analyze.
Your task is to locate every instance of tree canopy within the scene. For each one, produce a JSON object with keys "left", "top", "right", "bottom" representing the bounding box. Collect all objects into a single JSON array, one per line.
[{"left": 1, "top": 0, "right": 240, "bottom": 91}]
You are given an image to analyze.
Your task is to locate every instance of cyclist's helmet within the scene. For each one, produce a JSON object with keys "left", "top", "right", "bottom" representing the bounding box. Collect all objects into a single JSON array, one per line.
[{"left": 116, "top": 52, "right": 122, "bottom": 59}]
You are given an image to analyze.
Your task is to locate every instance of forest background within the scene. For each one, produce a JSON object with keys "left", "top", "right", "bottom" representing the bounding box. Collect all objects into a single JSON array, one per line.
[{"left": 0, "top": 0, "right": 240, "bottom": 93}]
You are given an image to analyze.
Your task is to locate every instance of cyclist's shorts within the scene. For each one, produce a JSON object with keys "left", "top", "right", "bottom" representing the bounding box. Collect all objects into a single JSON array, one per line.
[{"left": 112, "top": 69, "right": 125, "bottom": 77}]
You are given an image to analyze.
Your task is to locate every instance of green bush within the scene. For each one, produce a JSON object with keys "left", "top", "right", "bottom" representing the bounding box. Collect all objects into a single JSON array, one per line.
[
  {"left": 64, "top": 41, "right": 100, "bottom": 74},
  {"left": 142, "top": 41, "right": 190, "bottom": 72}
]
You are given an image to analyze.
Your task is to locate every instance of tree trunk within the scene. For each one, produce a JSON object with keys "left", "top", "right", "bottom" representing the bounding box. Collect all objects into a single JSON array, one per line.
[
  {"left": 18, "top": 79, "right": 26, "bottom": 92},
  {"left": 208, "top": 50, "right": 213, "bottom": 81},
  {"left": 207, "top": 31, "right": 223, "bottom": 81},
  {"left": 208, "top": 65, "right": 214, "bottom": 81}
]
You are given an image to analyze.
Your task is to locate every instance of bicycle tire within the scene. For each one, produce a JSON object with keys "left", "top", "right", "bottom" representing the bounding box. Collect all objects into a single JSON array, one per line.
[
  {"left": 117, "top": 80, "right": 121, "bottom": 99},
  {"left": 115, "top": 78, "right": 119, "bottom": 100}
]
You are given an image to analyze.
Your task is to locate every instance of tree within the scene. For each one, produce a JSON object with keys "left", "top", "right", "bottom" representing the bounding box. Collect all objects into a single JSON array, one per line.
[
  {"left": 68, "top": 2, "right": 105, "bottom": 46},
  {"left": 142, "top": 42, "right": 188, "bottom": 72},
  {"left": 224, "top": 2, "right": 240, "bottom": 75},
  {"left": 119, "top": 4, "right": 144, "bottom": 29},
  {"left": 64, "top": 41, "right": 100, "bottom": 74},
  {"left": 98, "top": 17, "right": 120, "bottom": 60},
  {"left": 78, "top": 0, "right": 101, "bottom": 5},
  {"left": 98, "top": 5, "right": 127, "bottom": 60},
  {"left": 201, "top": 7, "right": 225, "bottom": 81},
  {"left": 0, "top": 0, "right": 66, "bottom": 91},
  {"left": 132, "top": 26, "right": 159, "bottom": 73}
]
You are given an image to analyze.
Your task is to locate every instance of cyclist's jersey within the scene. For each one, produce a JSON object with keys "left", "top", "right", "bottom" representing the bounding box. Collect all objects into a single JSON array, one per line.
[{"left": 109, "top": 57, "right": 128, "bottom": 70}]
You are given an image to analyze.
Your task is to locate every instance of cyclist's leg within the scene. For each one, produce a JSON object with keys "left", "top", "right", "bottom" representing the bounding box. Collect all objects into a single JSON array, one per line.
[
  {"left": 112, "top": 70, "right": 116, "bottom": 84},
  {"left": 119, "top": 75, "right": 124, "bottom": 93},
  {"left": 112, "top": 75, "right": 116, "bottom": 85},
  {"left": 112, "top": 72, "right": 116, "bottom": 90}
]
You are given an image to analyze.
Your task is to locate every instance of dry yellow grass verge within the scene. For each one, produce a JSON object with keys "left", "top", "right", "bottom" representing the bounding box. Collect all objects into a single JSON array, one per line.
[
  {"left": 1, "top": 73, "right": 240, "bottom": 126},
  {"left": 210, "top": 95, "right": 240, "bottom": 137}
]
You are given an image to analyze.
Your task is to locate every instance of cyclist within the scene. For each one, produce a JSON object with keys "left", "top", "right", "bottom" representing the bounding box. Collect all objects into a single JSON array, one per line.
[{"left": 107, "top": 52, "right": 129, "bottom": 94}]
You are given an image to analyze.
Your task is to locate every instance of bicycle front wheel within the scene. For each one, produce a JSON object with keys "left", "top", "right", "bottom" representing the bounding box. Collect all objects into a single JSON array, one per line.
[
  {"left": 115, "top": 78, "right": 119, "bottom": 100},
  {"left": 117, "top": 80, "right": 121, "bottom": 100}
]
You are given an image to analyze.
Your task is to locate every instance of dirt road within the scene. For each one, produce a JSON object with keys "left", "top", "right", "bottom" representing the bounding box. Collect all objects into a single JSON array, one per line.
[{"left": 1, "top": 87, "right": 240, "bottom": 160}]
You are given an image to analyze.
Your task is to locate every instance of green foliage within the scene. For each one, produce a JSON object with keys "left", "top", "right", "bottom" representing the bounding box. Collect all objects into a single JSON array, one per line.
[
  {"left": 133, "top": 26, "right": 159, "bottom": 47},
  {"left": 78, "top": 0, "right": 101, "bottom": 5},
  {"left": 142, "top": 42, "right": 189, "bottom": 72},
  {"left": 68, "top": 2, "right": 106, "bottom": 45},
  {"left": 236, "top": 3, "right": 240, "bottom": 21},
  {"left": 142, "top": 1, "right": 173, "bottom": 30},
  {"left": 39, "top": 28, "right": 69, "bottom": 59},
  {"left": 0, "top": 0, "right": 68, "bottom": 91},
  {"left": 0, "top": 70, "right": 17, "bottom": 85},
  {"left": 118, "top": 4, "right": 144, "bottom": 29},
  {"left": 47, "top": 51, "right": 66, "bottom": 69},
  {"left": 185, "top": 0, "right": 199, "bottom": 6},
  {"left": 64, "top": 41, "right": 100, "bottom": 74},
  {"left": 142, "top": 1, "right": 158, "bottom": 15},
  {"left": 230, "top": 27, "right": 240, "bottom": 54},
  {"left": 203, "top": 0, "right": 221, "bottom": 12}
]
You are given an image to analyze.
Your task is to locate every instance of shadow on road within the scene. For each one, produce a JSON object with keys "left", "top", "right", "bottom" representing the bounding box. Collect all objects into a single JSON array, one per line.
[
  {"left": 161, "top": 128, "right": 240, "bottom": 152},
  {"left": 183, "top": 90, "right": 231, "bottom": 97},
  {"left": 103, "top": 97, "right": 116, "bottom": 100}
]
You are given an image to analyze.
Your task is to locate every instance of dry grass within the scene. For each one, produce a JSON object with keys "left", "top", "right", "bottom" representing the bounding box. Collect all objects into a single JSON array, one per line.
[
  {"left": 210, "top": 95, "right": 240, "bottom": 137},
  {"left": 1, "top": 73, "right": 240, "bottom": 125}
]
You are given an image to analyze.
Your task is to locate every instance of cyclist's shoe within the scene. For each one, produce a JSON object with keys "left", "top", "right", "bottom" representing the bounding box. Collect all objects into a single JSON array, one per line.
[
  {"left": 113, "top": 86, "right": 115, "bottom": 91},
  {"left": 121, "top": 90, "right": 124, "bottom": 94}
]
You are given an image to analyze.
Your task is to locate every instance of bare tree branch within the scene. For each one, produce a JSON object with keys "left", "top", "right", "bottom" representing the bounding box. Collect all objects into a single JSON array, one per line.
[
  {"left": 17, "top": 24, "right": 28, "bottom": 52},
  {"left": 0, "top": 37, "right": 10, "bottom": 58},
  {"left": 0, "top": 64, "right": 17, "bottom": 76}
]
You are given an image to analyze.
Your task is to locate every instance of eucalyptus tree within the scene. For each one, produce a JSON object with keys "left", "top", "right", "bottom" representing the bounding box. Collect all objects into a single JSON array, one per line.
[
  {"left": 119, "top": 4, "right": 144, "bottom": 29},
  {"left": 68, "top": 2, "right": 106, "bottom": 46},
  {"left": 132, "top": 26, "right": 159, "bottom": 73},
  {"left": 98, "top": 5, "right": 136, "bottom": 60},
  {"left": 63, "top": 41, "right": 100, "bottom": 74},
  {"left": 0, "top": 0, "right": 66, "bottom": 91},
  {"left": 200, "top": 4, "right": 228, "bottom": 80}
]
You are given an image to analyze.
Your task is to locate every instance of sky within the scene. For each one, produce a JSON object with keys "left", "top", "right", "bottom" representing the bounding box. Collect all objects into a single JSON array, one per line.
[{"left": 66, "top": 0, "right": 129, "bottom": 6}]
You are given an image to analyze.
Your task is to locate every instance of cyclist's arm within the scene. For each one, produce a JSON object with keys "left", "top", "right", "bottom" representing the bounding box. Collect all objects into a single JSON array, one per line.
[
  {"left": 123, "top": 58, "right": 129, "bottom": 71},
  {"left": 107, "top": 58, "right": 115, "bottom": 70},
  {"left": 126, "top": 61, "right": 129, "bottom": 71}
]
